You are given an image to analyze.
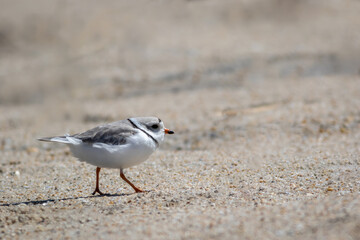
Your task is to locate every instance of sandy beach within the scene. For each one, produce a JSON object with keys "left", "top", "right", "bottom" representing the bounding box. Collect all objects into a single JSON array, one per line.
[{"left": 0, "top": 1, "right": 359, "bottom": 239}]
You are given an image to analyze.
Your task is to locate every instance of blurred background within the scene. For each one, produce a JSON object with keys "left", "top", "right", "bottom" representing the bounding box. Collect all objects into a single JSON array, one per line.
[
  {"left": 1, "top": 1, "right": 360, "bottom": 239},
  {"left": 1, "top": 0, "right": 360, "bottom": 153},
  {"left": 1, "top": 0, "right": 359, "bottom": 105}
]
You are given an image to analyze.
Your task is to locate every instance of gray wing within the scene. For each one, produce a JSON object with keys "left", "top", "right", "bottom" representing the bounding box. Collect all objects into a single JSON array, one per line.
[{"left": 72, "top": 120, "right": 137, "bottom": 145}]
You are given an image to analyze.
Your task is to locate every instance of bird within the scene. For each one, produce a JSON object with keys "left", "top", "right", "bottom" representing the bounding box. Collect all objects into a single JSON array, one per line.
[{"left": 38, "top": 117, "right": 174, "bottom": 195}]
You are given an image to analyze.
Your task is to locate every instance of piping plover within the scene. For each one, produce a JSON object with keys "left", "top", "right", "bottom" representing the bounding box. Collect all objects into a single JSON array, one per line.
[{"left": 38, "top": 117, "right": 174, "bottom": 195}]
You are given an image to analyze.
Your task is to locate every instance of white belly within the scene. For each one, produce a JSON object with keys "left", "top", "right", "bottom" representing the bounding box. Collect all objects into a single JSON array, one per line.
[{"left": 68, "top": 132, "right": 157, "bottom": 169}]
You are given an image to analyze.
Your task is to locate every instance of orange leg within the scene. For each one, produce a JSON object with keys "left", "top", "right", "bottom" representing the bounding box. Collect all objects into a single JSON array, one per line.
[
  {"left": 92, "top": 167, "right": 105, "bottom": 195},
  {"left": 120, "top": 169, "right": 143, "bottom": 193}
]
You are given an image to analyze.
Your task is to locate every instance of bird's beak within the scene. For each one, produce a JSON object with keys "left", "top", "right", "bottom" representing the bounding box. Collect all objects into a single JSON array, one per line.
[{"left": 165, "top": 128, "right": 174, "bottom": 134}]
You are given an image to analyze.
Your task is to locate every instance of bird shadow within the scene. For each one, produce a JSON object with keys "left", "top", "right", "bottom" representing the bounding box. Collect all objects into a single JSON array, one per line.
[{"left": 0, "top": 192, "right": 145, "bottom": 207}]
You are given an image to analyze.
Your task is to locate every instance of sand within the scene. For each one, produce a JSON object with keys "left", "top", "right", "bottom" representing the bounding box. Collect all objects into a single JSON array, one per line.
[{"left": 0, "top": 1, "right": 360, "bottom": 239}]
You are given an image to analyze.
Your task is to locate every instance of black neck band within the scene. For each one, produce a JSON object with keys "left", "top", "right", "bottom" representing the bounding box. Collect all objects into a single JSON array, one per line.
[{"left": 128, "top": 118, "right": 159, "bottom": 147}]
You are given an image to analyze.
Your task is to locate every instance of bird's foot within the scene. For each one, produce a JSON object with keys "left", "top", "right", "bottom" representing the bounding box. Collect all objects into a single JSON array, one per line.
[
  {"left": 92, "top": 188, "right": 105, "bottom": 195},
  {"left": 134, "top": 187, "right": 144, "bottom": 193}
]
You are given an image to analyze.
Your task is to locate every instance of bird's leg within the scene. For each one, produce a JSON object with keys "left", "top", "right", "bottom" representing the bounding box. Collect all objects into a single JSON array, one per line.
[
  {"left": 92, "top": 167, "right": 105, "bottom": 195},
  {"left": 120, "top": 169, "right": 143, "bottom": 193}
]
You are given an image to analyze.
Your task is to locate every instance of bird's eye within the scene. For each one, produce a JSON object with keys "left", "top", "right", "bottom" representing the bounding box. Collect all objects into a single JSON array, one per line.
[{"left": 151, "top": 124, "right": 159, "bottom": 129}]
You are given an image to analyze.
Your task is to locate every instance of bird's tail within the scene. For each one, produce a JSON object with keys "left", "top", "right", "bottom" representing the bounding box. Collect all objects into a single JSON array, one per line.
[{"left": 37, "top": 135, "right": 71, "bottom": 144}]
